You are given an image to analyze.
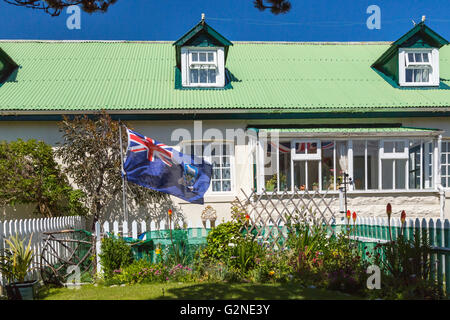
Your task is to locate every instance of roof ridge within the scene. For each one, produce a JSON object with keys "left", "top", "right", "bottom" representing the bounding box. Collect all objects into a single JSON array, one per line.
[{"left": 0, "top": 39, "right": 393, "bottom": 45}]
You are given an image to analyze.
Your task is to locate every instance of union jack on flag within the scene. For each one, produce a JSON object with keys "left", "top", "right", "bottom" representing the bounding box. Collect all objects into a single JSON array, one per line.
[{"left": 127, "top": 128, "right": 173, "bottom": 167}]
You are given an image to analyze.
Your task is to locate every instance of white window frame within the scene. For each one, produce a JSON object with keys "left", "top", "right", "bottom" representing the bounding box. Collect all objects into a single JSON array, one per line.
[
  {"left": 441, "top": 140, "right": 450, "bottom": 189},
  {"left": 291, "top": 140, "right": 322, "bottom": 161},
  {"left": 182, "top": 141, "right": 234, "bottom": 194},
  {"left": 180, "top": 46, "right": 225, "bottom": 88},
  {"left": 399, "top": 48, "right": 440, "bottom": 87},
  {"left": 257, "top": 136, "right": 439, "bottom": 194},
  {"left": 380, "top": 139, "right": 409, "bottom": 159}
]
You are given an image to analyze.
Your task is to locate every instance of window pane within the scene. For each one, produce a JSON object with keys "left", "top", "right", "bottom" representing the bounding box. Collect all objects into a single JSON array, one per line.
[
  {"left": 408, "top": 53, "right": 414, "bottom": 62},
  {"left": 367, "top": 141, "right": 379, "bottom": 189},
  {"left": 208, "top": 52, "right": 214, "bottom": 62},
  {"left": 336, "top": 141, "right": 348, "bottom": 185},
  {"left": 264, "top": 142, "right": 278, "bottom": 191},
  {"left": 208, "top": 69, "right": 216, "bottom": 84},
  {"left": 321, "top": 141, "right": 334, "bottom": 191},
  {"left": 190, "top": 69, "right": 199, "bottom": 83},
  {"left": 414, "top": 53, "right": 422, "bottom": 63},
  {"left": 294, "top": 161, "right": 306, "bottom": 191},
  {"left": 442, "top": 165, "right": 447, "bottom": 176},
  {"left": 222, "top": 180, "right": 231, "bottom": 192},
  {"left": 199, "top": 69, "right": 208, "bottom": 83},
  {"left": 382, "top": 159, "right": 394, "bottom": 189},
  {"left": 423, "top": 53, "right": 429, "bottom": 63},
  {"left": 395, "top": 159, "right": 407, "bottom": 189},
  {"left": 223, "top": 156, "right": 230, "bottom": 167},
  {"left": 395, "top": 141, "right": 405, "bottom": 153},
  {"left": 406, "top": 69, "right": 413, "bottom": 82},
  {"left": 191, "top": 52, "right": 198, "bottom": 62},
  {"left": 442, "top": 177, "right": 447, "bottom": 187},
  {"left": 295, "top": 142, "right": 306, "bottom": 154},
  {"left": 442, "top": 142, "right": 447, "bottom": 153},
  {"left": 384, "top": 141, "right": 394, "bottom": 153},
  {"left": 409, "top": 140, "right": 421, "bottom": 189},
  {"left": 222, "top": 168, "right": 231, "bottom": 180},
  {"left": 353, "top": 141, "right": 366, "bottom": 190},
  {"left": 308, "top": 161, "right": 319, "bottom": 191},
  {"left": 199, "top": 52, "right": 207, "bottom": 62},
  {"left": 279, "top": 142, "right": 291, "bottom": 191},
  {"left": 308, "top": 142, "right": 318, "bottom": 154},
  {"left": 422, "top": 68, "right": 429, "bottom": 82},
  {"left": 212, "top": 181, "right": 221, "bottom": 192},
  {"left": 212, "top": 169, "right": 221, "bottom": 179}
]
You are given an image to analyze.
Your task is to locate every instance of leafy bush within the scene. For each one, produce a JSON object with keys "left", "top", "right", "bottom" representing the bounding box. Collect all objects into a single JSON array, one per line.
[
  {"left": 203, "top": 221, "right": 243, "bottom": 261},
  {"left": 0, "top": 139, "right": 87, "bottom": 217},
  {"left": 226, "top": 237, "right": 266, "bottom": 276},
  {"left": 0, "top": 234, "right": 34, "bottom": 283},
  {"left": 368, "top": 233, "right": 442, "bottom": 299},
  {"left": 98, "top": 236, "right": 134, "bottom": 279}
]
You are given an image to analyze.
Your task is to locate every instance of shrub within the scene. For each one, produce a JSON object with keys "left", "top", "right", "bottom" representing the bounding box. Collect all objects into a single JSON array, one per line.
[
  {"left": 203, "top": 221, "right": 243, "bottom": 261},
  {"left": 98, "top": 236, "right": 134, "bottom": 279}
]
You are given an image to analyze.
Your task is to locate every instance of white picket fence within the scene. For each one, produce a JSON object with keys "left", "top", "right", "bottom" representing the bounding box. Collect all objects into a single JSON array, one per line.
[{"left": 0, "top": 216, "right": 85, "bottom": 287}]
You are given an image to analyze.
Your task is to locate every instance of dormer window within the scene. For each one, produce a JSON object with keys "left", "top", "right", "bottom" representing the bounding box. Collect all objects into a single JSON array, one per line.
[
  {"left": 173, "top": 15, "right": 233, "bottom": 89},
  {"left": 372, "top": 22, "right": 448, "bottom": 89},
  {"left": 181, "top": 47, "right": 225, "bottom": 87},
  {"left": 399, "top": 48, "right": 439, "bottom": 86}
]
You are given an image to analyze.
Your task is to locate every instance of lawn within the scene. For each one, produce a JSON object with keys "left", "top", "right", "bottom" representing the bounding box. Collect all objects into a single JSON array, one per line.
[{"left": 38, "top": 282, "right": 361, "bottom": 300}]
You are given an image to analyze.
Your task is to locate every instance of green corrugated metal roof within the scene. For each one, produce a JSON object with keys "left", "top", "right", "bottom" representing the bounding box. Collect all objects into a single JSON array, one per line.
[{"left": 0, "top": 41, "right": 449, "bottom": 113}]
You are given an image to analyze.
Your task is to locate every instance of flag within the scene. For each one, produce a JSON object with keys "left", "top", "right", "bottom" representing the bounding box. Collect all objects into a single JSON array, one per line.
[{"left": 123, "top": 128, "right": 212, "bottom": 204}]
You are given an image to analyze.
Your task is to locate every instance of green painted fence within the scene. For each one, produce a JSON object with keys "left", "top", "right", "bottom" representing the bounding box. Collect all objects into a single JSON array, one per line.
[{"left": 337, "top": 216, "right": 450, "bottom": 296}]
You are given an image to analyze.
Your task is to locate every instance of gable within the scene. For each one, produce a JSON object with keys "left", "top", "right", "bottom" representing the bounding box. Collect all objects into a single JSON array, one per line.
[
  {"left": 372, "top": 22, "right": 449, "bottom": 86},
  {"left": 0, "top": 47, "right": 19, "bottom": 84}
]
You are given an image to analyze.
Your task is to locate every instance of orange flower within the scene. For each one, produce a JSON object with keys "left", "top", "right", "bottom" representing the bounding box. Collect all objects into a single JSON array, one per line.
[
  {"left": 346, "top": 210, "right": 351, "bottom": 220},
  {"left": 386, "top": 203, "right": 392, "bottom": 218},
  {"left": 168, "top": 209, "right": 173, "bottom": 217},
  {"left": 352, "top": 211, "right": 357, "bottom": 222},
  {"left": 245, "top": 214, "right": 250, "bottom": 221},
  {"left": 401, "top": 210, "right": 406, "bottom": 224}
]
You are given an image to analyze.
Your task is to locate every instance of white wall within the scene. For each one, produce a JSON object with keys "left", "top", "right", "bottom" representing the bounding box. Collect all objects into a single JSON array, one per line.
[{"left": 0, "top": 116, "right": 449, "bottom": 222}]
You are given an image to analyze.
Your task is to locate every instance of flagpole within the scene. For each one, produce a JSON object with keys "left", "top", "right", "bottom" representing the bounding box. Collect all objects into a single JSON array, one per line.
[{"left": 118, "top": 122, "right": 128, "bottom": 225}]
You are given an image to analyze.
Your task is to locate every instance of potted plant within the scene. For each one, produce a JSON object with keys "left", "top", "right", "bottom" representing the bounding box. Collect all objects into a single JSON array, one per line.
[{"left": 0, "top": 234, "right": 38, "bottom": 300}]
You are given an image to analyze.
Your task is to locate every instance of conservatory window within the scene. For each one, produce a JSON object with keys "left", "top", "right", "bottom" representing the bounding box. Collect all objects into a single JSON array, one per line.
[
  {"left": 441, "top": 141, "right": 450, "bottom": 188},
  {"left": 259, "top": 137, "right": 436, "bottom": 193}
]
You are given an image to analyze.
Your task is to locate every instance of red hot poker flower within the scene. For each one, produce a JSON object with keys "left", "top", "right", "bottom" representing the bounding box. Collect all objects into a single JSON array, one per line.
[
  {"left": 346, "top": 210, "right": 351, "bottom": 219},
  {"left": 352, "top": 212, "right": 357, "bottom": 222},
  {"left": 168, "top": 209, "right": 173, "bottom": 217},
  {"left": 401, "top": 210, "right": 406, "bottom": 224},
  {"left": 245, "top": 214, "right": 250, "bottom": 221},
  {"left": 386, "top": 203, "right": 392, "bottom": 218}
]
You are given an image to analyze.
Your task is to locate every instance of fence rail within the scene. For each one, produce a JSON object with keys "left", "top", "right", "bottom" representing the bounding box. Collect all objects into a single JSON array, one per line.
[{"left": 0, "top": 216, "right": 85, "bottom": 288}]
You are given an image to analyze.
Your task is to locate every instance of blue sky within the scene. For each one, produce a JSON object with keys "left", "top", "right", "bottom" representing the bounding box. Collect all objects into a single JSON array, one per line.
[{"left": 0, "top": 0, "right": 449, "bottom": 41}]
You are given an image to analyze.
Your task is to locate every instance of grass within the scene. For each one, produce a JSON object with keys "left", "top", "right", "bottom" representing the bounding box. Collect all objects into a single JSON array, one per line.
[{"left": 37, "top": 282, "right": 361, "bottom": 300}]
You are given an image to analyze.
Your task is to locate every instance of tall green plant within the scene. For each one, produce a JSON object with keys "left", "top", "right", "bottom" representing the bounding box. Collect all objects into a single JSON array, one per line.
[{"left": 0, "top": 234, "right": 34, "bottom": 283}]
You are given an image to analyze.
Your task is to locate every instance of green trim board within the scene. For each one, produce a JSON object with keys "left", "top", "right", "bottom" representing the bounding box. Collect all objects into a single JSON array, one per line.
[
  {"left": 0, "top": 41, "right": 448, "bottom": 113},
  {"left": 1, "top": 111, "right": 450, "bottom": 122},
  {"left": 256, "top": 126, "right": 441, "bottom": 133}
]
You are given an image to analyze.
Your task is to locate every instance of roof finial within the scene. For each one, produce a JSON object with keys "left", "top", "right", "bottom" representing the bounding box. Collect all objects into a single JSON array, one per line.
[
  {"left": 201, "top": 13, "right": 205, "bottom": 23},
  {"left": 422, "top": 15, "right": 426, "bottom": 23}
]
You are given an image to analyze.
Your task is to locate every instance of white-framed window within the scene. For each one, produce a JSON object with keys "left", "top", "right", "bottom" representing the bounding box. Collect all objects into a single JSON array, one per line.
[
  {"left": 180, "top": 47, "right": 225, "bottom": 88},
  {"left": 399, "top": 48, "right": 439, "bottom": 87},
  {"left": 183, "top": 142, "right": 233, "bottom": 193},
  {"left": 291, "top": 140, "right": 321, "bottom": 160},
  {"left": 258, "top": 137, "right": 438, "bottom": 193},
  {"left": 441, "top": 140, "right": 450, "bottom": 188}
]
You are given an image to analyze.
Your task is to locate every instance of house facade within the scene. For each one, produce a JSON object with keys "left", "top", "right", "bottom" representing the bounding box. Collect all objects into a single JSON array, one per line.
[{"left": 0, "top": 18, "right": 449, "bottom": 223}]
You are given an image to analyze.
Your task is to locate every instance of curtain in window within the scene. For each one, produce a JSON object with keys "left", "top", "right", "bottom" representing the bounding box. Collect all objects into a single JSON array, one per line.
[{"left": 337, "top": 142, "right": 348, "bottom": 173}]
